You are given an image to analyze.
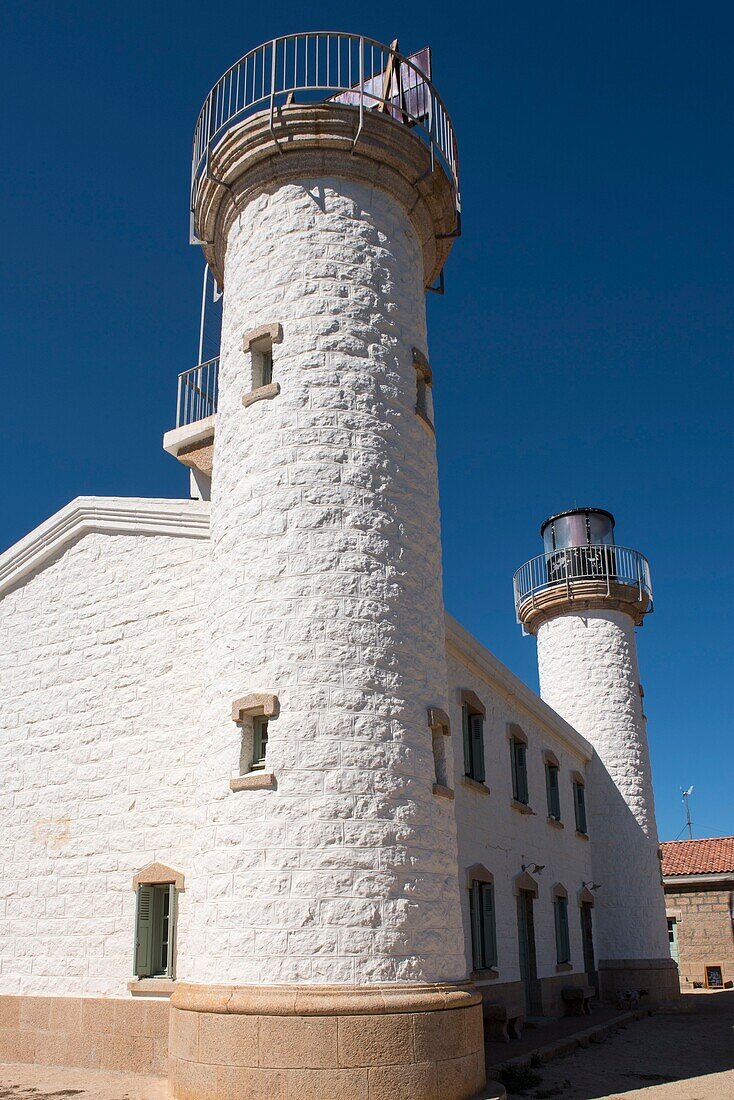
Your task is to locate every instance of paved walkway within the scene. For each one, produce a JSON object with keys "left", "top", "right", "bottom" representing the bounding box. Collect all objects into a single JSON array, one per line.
[
  {"left": 485, "top": 1004, "right": 633, "bottom": 1066},
  {"left": 0, "top": 992, "right": 731, "bottom": 1099},
  {"left": 0, "top": 1062, "right": 168, "bottom": 1099},
  {"left": 498, "top": 991, "right": 734, "bottom": 1100}
]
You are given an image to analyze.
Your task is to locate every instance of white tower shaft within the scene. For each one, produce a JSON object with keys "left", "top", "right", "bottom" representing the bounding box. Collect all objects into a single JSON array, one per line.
[
  {"left": 537, "top": 609, "right": 669, "bottom": 962},
  {"left": 186, "top": 175, "right": 466, "bottom": 987}
]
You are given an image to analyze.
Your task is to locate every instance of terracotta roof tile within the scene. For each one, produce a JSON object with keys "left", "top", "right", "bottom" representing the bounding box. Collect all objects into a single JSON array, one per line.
[{"left": 660, "top": 836, "right": 734, "bottom": 877}]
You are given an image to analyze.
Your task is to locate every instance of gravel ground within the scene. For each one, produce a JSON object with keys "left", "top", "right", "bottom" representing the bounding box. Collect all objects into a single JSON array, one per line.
[{"left": 502, "top": 991, "right": 734, "bottom": 1100}]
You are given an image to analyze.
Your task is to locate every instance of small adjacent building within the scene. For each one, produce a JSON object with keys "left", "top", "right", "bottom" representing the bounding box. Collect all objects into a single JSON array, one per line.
[{"left": 661, "top": 837, "right": 734, "bottom": 990}]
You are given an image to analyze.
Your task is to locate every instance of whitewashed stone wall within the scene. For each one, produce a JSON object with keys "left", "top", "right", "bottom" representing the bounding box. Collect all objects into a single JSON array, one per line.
[
  {"left": 536, "top": 610, "right": 669, "bottom": 960},
  {"left": 0, "top": 527, "right": 210, "bottom": 996},
  {"left": 184, "top": 177, "right": 468, "bottom": 987},
  {"left": 447, "top": 627, "right": 594, "bottom": 986}
]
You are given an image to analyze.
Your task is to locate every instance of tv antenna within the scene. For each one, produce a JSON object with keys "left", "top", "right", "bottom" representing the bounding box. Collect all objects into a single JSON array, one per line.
[{"left": 681, "top": 786, "right": 694, "bottom": 840}]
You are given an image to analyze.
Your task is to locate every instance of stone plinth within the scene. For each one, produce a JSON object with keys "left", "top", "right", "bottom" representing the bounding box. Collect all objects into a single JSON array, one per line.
[{"left": 168, "top": 982, "right": 485, "bottom": 1100}]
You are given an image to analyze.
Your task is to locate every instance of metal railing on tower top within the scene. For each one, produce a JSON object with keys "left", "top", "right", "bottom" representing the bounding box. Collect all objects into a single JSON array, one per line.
[
  {"left": 512, "top": 545, "right": 653, "bottom": 623},
  {"left": 190, "top": 33, "right": 460, "bottom": 242},
  {"left": 176, "top": 358, "right": 219, "bottom": 428}
]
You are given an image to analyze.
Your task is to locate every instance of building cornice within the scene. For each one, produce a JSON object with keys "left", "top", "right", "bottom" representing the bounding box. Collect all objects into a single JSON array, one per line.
[
  {"left": 444, "top": 613, "right": 593, "bottom": 762},
  {"left": 663, "top": 873, "right": 734, "bottom": 888},
  {"left": 0, "top": 496, "right": 211, "bottom": 596}
]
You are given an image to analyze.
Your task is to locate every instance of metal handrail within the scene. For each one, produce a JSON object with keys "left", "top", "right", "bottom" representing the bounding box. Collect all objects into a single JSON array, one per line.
[
  {"left": 190, "top": 33, "right": 460, "bottom": 241},
  {"left": 176, "top": 357, "right": 219, "bottom": 427},
  {"left": 512, "top": 545, "right": 653, "bottom": 622}
]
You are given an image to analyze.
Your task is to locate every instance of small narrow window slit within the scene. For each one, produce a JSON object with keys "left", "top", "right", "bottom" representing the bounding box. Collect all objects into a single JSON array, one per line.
[
  {"left": 230, "top": 693, "right": 279, "bottom": 791},
  {"left": 427, "top": 707, "right": 452, "bottom": 797},
  {"left": 242, "top": 323, "right": 283, "bottom": 407},
  {"left": 412, "top": 348, "right": 434, "bottom": 431}
]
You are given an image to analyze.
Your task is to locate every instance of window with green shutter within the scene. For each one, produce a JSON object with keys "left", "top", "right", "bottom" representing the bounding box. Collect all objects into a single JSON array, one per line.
[
  {"left": 554, "top": 894, "right": 571, "bottom": 964},
  {"left": 510, "top": 738, "right": 529, "bottom": 804},
  {"left": 573, "top": 781, "right": 588, "bottom": 834},
  {"left": 134, "top": 883, "right": 177, "bottom": 979},
  {"left": 470, "top": 880, "right": 498, "bottom": 971},
  {"left": 462, "top": 704, "right": 486, "bottom": 783},
  {"left": 546, "top": 762, "right": 561, "bottom": 820}
]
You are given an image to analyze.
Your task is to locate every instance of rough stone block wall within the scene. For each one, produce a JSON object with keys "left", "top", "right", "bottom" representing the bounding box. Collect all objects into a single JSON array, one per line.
[
  {"left": 186, "top": 177, "right": 468, "bottom": 987},
  {"left": 0, "top": 529, "right": 209, "bottom": 996},
  {"left": 666, "top": 886, "right": 734, "bottom": 988},
  {"left": 0, "top": 994, "right": 168, "bottom": 1076}
]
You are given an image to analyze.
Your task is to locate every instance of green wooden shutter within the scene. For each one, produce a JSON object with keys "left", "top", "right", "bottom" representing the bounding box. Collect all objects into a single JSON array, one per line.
[
  {"left": 135, "top": 885, "right": 154, "bottom": 978},
  {"left": 462, "top": 705, "right": 472, "bottom": 777},
  {"left": 166, "top": 884, "right": 177, "bottom": 979},
  {"left": 516, "top": 743, "right": 529, "bottom": 804},
  {"left": 469, "top": 714, "right": 485, "bottom": 782},
  {"left": 547, "top": 765, "right": 560, "bottom": 819},
  {"left": 480, "top": 883, "right": 497, "bottom": 968},
  {"left": 554, "top": 896, "right": 570, "bottom": 963},
  {"left": 562, "top": 899, "right": 571, "bottom": 962},
  {"left": 253, "top": 717, "right": 268, "bottom": 767},
  {"left": 470, "top": 883, "right": 483, "bottom": 970},
  {"left": 510, "top": 739, "right": 519, "bottom": 799},
  {"left": 575, "top": 783, "right": 587, "bottom": 833}
]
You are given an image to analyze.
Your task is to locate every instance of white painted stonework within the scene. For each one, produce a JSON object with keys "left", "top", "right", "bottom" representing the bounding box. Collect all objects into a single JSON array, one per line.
[
  {"left": 537, "top": 610, "right": 669, "bottom": 959},
  {"left": 0, "top": 502, "right": 210, "bottom": 995},
  {"left": 185, "top": 177, "right": 467, "bottom": 987},
  {"left": 0, "top": 167, "right": 671, "bottom": 1010},
  {"left": 446, "top": 617, "right": 595, "bottom": 987}
]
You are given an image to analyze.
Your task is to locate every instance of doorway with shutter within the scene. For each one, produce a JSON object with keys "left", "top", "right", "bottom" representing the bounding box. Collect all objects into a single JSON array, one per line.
[
  {"left": 581, "top": 900, "right": 597, "bottom": 994},
  {"left": 517, "top": 888, "right": 543, "bottom": 1017}
]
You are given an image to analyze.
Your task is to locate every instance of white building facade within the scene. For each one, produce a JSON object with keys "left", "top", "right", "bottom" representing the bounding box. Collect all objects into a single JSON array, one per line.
[{"left": 0, "top": 33, "right": 677, "bottom": 1100}]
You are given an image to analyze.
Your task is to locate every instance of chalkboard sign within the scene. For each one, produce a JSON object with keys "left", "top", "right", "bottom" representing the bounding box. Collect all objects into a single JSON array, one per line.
[{"left": 705, "top": 964, "right": 723, "bottom": 989}]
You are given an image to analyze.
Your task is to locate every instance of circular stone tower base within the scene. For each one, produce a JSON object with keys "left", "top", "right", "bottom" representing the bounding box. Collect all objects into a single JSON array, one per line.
[{"left": 169, "top": 983, "right": 485, "bottom": 1100}]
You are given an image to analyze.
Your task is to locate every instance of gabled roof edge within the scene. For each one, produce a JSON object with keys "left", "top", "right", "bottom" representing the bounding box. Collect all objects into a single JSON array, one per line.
[
  {"left": 0, "top": 496, "right": 211, "bottom": 596},
  {"left": 444, "top": 612, "right": 594, "bottom": 762}
]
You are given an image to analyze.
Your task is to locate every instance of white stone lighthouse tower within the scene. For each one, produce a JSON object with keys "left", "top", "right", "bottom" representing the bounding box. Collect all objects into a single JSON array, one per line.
[
  {"left": 514, "top": 508, "right": 678, "bottom": 1003},
  {"left": 166, "top": 34, "right": 485, "bottom": 1100}
]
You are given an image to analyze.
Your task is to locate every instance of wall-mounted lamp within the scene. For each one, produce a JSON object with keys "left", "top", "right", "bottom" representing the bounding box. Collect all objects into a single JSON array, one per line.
[
  {"left": 583, "top": 881, "right": 601, "bottom": 891},
  {"left": 522, "top": 863, "right": 545, "bottom": 874}
]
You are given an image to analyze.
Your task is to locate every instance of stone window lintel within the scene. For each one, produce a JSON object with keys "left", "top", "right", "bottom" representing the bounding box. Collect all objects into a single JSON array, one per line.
[
  {"left": 507, "top": 722, "right": 528, "bottom": 745},
  {"left": 131, "top": 862, "right": 184, "bottom": 892},
  {"left": 232, "top": 693, "right": 280, "bottom": 723},
  {"left": 427, "top": 706, "right": 451, "bottom": 733},
  {"left": 513, "top": 870, "right": 539, "bottom": 898},
  {"left": 243, "top": 323, "right": 283, "bottom": 352},
  {"left": 466, "top": 863, "right": 494, "bottom": 888},
  {"left": 460, "top": 689, "right": 486, "bottom": 717}
]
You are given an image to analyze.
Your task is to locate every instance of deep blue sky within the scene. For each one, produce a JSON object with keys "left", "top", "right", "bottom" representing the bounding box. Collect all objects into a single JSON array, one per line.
[{"left": 2, "top": 2, "right": 732, "bottom": 841}]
